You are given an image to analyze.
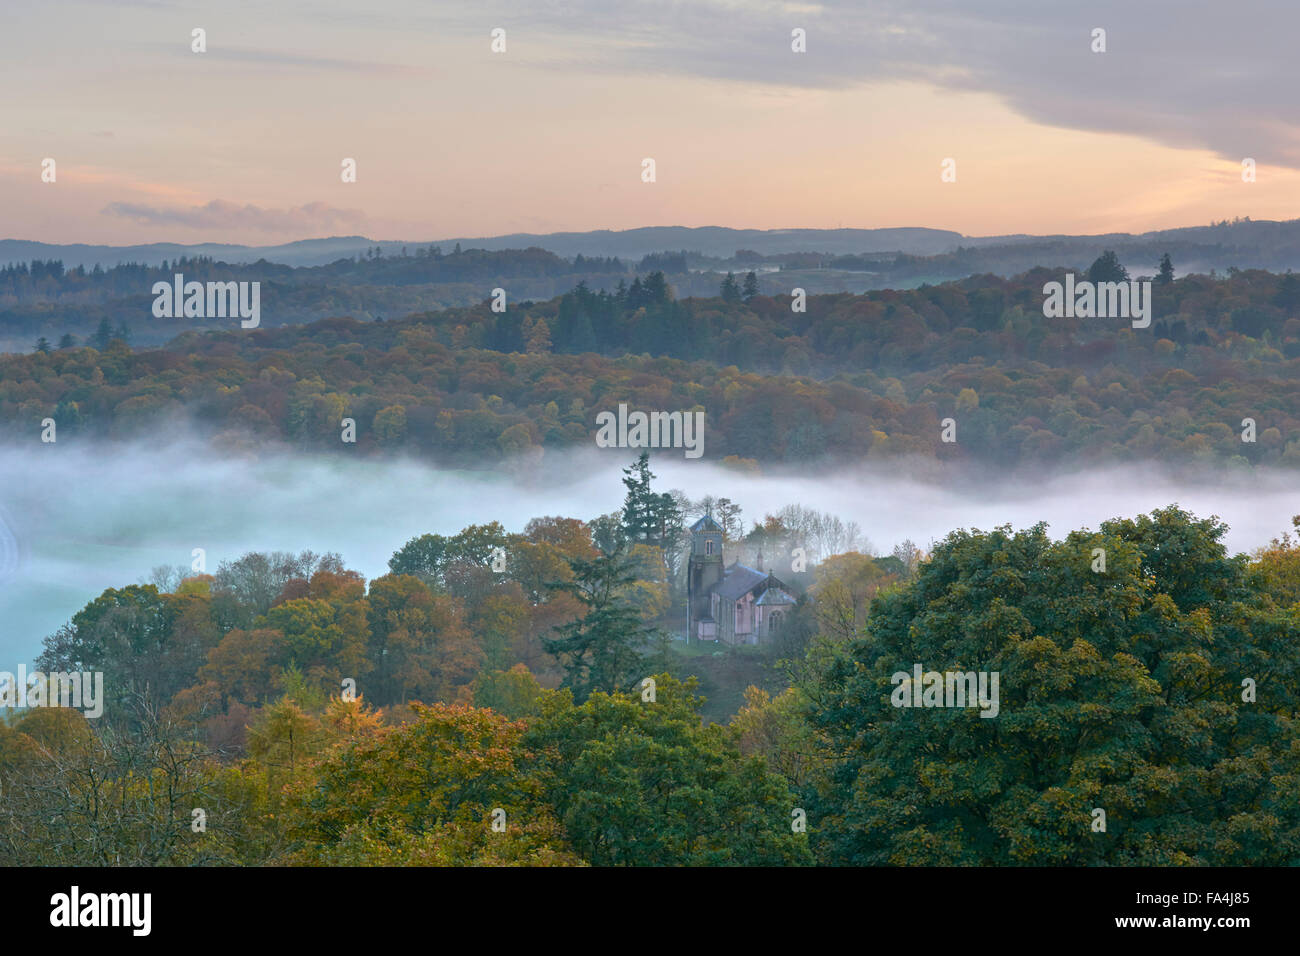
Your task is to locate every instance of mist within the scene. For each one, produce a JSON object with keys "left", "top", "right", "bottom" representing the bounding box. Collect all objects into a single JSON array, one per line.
[{"left": 1, "top": 440, "right": 1296, "bottom": 666}]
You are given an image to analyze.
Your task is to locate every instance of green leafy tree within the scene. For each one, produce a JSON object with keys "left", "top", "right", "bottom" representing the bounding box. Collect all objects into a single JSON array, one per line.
[
  {"left": 470, "top": 663, "right": 545, "bottom": 718},
  {"left": 388, "top": 533, "right": 452, "bottom": 582},
  {"left": 807, "top": 506, "right": 1300, "bottom": 866},
  {"left": 525, "top": 675, "right": 813, "bottom": 865},
  {"left": 1157, "top": 253, "right": 1174, "bottom": 284},
  {"left": 387, "top": 522, "right": 508, "bottom": 593},
  {"left": 36, "top": 584, "right": 196, "bottom": 717}
]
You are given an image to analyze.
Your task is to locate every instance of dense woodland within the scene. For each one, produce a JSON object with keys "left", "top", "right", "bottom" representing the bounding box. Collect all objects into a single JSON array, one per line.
[
  {"left": 12, "top": 216, "right": 1300, "bottom": 346},
  {"left": 2, "top": 263, "right": 1299, "bottom": 469},
  {"left": 4, "top": 252, "right": 1300, "bottom": 867},
  {"left": 0, "top": 247, "right": 630, "bottom": 346},
  {"left": 4, "top": 477, "right": 1298, "bottom": 864}
]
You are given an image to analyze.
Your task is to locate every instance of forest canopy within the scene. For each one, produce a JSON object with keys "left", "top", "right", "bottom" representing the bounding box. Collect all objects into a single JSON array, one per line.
[{"left": 2, "top": 267, "right": 1298, "bottom": 470}]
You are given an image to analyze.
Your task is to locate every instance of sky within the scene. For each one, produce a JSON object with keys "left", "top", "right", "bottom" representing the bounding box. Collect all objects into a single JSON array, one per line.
[{"left": 4, "top": 0, "right": 1299, "bottom": 245}]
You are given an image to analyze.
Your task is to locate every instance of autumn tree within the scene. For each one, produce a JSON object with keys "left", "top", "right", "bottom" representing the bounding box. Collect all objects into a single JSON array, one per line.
[
  {"left": 731, "top": 685, "right": 827, "bottom": 793},
  {"left": 366, "top": 573, "right": 480, "bottom": 704},
  {"left": 812, "top": 552, "right": 894, "bottom": 641},
  {"left": 1251, "top": 514, "right": 1300, "bottom": 608},
  {"left": 288, "top": 701, "right": 581, "bottom": 866}
]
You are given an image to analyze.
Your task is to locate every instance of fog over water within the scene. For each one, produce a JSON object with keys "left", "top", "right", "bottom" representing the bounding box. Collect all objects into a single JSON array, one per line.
[{"left": 1, "top": 440, "right": 1296, "bottom": 665}]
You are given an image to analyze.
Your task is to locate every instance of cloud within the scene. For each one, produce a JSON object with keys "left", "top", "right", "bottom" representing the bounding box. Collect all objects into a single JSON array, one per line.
[
  {"left": 453, "top": 0, "right": 1300, "bottom": 168},
  {"left": 102, "top": 199, "right": 367, "bottom": 233},
  {"left": 172, "top": 43, "right": 425, "bottom": 75}
]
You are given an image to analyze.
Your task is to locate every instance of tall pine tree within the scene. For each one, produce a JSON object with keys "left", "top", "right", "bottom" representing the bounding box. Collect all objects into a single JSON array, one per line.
[{"left": 543, "top": 547, "right": 649, "bottom": 701}]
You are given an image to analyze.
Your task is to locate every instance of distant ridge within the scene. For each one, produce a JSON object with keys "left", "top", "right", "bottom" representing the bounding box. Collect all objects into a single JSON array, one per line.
[
  {"left": 0, "top": 228, "right": 963, "bottom": 269},
  {"left": 2, "top": 218, "right": 1297, "bottom": 273}
]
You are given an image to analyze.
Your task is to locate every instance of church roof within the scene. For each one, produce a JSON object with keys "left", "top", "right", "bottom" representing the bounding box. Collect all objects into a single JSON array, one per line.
[
  {"left": 713, "top": 563, "right": 767, "bottom": 601},
  {"left": 756, "top": 586, "right": 796, "bottom": 606},
  {"left": 691, "top": 514, "right": 723, "bottom": 532}
]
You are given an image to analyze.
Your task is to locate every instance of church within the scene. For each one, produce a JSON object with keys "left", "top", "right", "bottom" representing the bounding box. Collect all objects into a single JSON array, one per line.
[{"left": 686, "top": 515, "right": 797, "bottom": 644}]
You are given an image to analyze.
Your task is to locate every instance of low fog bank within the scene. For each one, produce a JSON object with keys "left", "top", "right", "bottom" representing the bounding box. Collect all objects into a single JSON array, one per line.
[{"left": 1, "top": 440, "right": 1296, "bottom": 664}]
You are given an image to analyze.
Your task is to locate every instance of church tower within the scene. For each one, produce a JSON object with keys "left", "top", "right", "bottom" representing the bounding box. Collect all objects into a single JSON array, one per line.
[{"left": 686, "top": 514, "right": 724, "bottom": 641}]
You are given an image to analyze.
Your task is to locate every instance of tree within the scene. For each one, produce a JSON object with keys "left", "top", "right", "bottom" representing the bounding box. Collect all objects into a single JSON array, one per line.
[
  {"left": 1087, "top": 250, "right": 1129, "bottom": 283},
  {"left": 715, "top": 497, "right": 744, "bottom": 540},
  {"left": 1252, "top": 515, "right": 1300, "bottom": 608},
  {"left": 522, "top": 315, "right": 551, "bottom": 353},
  {"left": 57, "top": 333, "right": 76, "bottom": 349},
  {"left": 588, "top": 513, "right": 625, "bottom": 556},
  {"left": 288, "top": 701, "right": 581, "bottom": 866},
  {"left": 260, "top": 592, "right": 370, "bottom": 696},
  {"left": 214, "top": 550, "right": 343, "bottom": 626},
  {"left": 386, "top": 523, "right": 507, "bottom": 595},
  {"left": 720, "top": 272, "right": 742, "bottom": 302},
  {"left": 470, "top": 663, "right": 544, "bottom": 718},
  {"left": 1157, "top": 253, "right": 1174, "bottom": 285},
  {"left": 33, "top": 337, "right": 51, "bottom": 353},
  {"left": 1231, "top": 305, "right": 1270, "bottom": 338},
  {"left": 742, "top": 271, "right": 759, "bottom": 300},
  {"left": 247, "top": 696, "right": 324, "bottom": 782},
  {"left": 812, "top": 552, "right": 892, "bottom": 640},
  {"left": 36, "top": 584, "right": 200, "bottom": 719},
  {"left": 731, "top": 685, "right": 827, "bottom": 792},
  {"left": 891, "top": 539, "right": 923, "bottom": 578},
  {"left": 0, "top": 701, "right": 244, "bottom": 865},
  {"left": 1274, "top": 271, "right": 1300, "bottom": 310},
  {"left": 543, "top": 546, "right": 651, "bottom": 701},
  {"left": 808, "top": 506, "right": 1300, "bottom": 866},
  {"left": 525, "top": 675, "right": 813, "bottom": 865},
  {"left": 372, "top": 405, "right": 407, "bottom": 447},
  {"left": 641, "top": 271, "right": 670, "bottom": 305},
  {"left": 91, "top": 318, "right": 114, "bottom": 351},
  {"left": 199, "top": 627, "right": 284, "bottom": 706},
  {"left": 620, "top": 452, "right": 683, "bottom": 551}
]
